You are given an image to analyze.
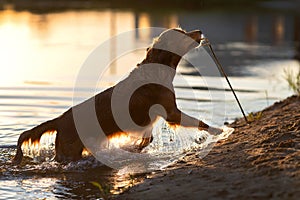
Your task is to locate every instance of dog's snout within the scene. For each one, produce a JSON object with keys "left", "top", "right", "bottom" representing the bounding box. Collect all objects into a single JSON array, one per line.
[{"left": 187, "top": 30, "right": 202, "bottom": 43}]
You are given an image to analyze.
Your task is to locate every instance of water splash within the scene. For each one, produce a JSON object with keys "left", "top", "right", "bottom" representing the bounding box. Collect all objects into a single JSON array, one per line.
[
  {"left": 96, "top": 118, "right": 234, "bottom": 174},
  {"left": 21, "top": 130, "right": 57, "bottom": 162},
  {"left": 11, "top": 118, "right": 233, "bottom": 174}
]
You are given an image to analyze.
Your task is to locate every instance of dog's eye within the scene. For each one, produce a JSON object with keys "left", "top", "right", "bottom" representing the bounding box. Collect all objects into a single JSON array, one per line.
[{"left": 146, "top": 47, "right": 150, "bottom": 51}]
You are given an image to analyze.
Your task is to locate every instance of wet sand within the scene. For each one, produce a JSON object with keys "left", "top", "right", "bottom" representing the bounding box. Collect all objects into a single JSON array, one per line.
[{"left": 115, "top": 95, "right": 300, "bottom": 199}]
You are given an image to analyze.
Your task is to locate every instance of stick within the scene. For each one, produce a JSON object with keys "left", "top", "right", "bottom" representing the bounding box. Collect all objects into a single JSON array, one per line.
[{"left": 201, "top": 39, "right": 249, "bottom": 124}]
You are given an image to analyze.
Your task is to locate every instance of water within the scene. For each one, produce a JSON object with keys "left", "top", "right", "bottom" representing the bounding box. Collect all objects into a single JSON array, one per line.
[{"left": 0, "top": 4, "right": 299, "bottom": 199}]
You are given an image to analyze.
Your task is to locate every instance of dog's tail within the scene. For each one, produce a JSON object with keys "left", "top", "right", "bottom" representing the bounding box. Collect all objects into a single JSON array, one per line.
[{"left": 12, "top": 119, "right": 57, "bottom": 165}]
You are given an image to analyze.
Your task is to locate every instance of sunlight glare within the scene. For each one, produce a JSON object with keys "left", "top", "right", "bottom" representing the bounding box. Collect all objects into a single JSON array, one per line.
[
  {"left": 108, "top": 132, "right": 135, "bottom": 148},
  {"left": 0, "top": 10, "right": 32, "bottom": 85}
]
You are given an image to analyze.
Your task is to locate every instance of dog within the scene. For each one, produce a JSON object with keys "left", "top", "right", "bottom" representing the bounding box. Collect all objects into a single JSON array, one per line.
[{"left": 12, "top": 28, "right": 223, "bottom": 165}]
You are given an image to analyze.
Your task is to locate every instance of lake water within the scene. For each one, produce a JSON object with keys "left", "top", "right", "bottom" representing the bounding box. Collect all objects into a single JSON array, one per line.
[{"left": 0, "top": 4, "right": 299, "bottom": 199}]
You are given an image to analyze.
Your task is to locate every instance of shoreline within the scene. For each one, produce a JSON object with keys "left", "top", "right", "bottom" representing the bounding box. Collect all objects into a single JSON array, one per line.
[{"left": 114, "top": 95, "right": 300, "bottom": 199}]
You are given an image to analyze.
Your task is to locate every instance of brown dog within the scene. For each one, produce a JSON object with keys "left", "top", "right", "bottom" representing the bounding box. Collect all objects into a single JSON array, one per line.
[{"left": 12, "top": 28, "right": 222, "bottom": 165}]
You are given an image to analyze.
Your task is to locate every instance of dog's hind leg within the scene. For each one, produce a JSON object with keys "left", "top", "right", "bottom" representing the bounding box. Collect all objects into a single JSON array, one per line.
[{"left": 12, "top": 119, "right": 57, "bottom": 165}]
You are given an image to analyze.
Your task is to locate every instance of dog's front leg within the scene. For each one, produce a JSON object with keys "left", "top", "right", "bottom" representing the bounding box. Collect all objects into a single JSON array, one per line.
[
  {"left": 166, "top": 108, "right": 208, "bottom": 129},
  {"left": 166, "top": 108, "right": 223, "bottom": 135}
]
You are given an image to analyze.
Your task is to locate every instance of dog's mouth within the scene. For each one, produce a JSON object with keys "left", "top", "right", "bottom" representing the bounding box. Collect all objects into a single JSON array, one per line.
[
  {"left": 199, "top": 34, "right": 211, "bottom": 46},
  {"left": 186, "top": 30, "right": 202, "bottom": 44}
]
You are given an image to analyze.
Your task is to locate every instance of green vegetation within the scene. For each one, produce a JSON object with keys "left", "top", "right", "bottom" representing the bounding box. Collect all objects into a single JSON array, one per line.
[
  {"left": 90, "top": 181, "right": 111, "bottom": 200},
  {"left": 129, "top": 173, "right": 136, "bottom": 186},
  {"left": 90, "top": 174, "right": 139, "bottom": 199},
  {"left": 247, "top": 111, "right": 263, "bottom": 123},
  {"left": 284, "top": 67, "right": 300, "bottom": 95}
]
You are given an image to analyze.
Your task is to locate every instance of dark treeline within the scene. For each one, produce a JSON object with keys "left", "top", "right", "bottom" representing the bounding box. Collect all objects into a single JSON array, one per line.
[{"left": 0, "top": 0, "right": 277, "bottom": 13}]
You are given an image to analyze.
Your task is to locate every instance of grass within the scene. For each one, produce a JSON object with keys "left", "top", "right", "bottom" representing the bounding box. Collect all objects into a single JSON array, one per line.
[
  {"left": 247, "top": 111, "right": 263, "bottom": 123},
  {"left": 90, "top": 181, "right": 111, "bottom": 200},
  {"left": 90, "top": 174, "right": 139, "bottom": 199},
  {"left": 284, "top": 66, "right": 300, "bottom": 95}
]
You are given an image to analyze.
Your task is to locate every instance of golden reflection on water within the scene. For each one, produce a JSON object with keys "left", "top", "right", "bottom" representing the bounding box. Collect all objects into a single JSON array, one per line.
[
  {"left": 0, "top": 8, "right": 32, "bottom": 85},
  {"left": 111, "top": 172, "right": 144, "bottom": 195},
  {"left": 0, "top": 7, "right": 147, "bottom": 87}
]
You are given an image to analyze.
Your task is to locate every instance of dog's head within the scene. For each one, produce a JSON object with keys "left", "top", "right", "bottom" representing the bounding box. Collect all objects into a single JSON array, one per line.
[
  {"left": 152, "top": 28, "right": 203, "bottom": 53},
  {"left": 140, "top": 28, "right": 202, "bottom": 68}
]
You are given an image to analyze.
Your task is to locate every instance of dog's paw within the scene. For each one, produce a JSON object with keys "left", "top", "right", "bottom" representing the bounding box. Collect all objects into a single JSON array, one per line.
[{"left": 207, "top": 126, "right": 223, "bottom": 135}]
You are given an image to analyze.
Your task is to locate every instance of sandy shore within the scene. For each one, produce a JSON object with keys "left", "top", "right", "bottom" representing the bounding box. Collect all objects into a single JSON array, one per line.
[{"left": 114, "top": 95, "right": 300, "bottom": 199}]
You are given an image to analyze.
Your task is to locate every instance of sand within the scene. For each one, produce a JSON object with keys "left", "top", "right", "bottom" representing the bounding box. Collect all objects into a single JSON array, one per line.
[{"left": 114, "top": 95, "right": 300, "bottom": 199}]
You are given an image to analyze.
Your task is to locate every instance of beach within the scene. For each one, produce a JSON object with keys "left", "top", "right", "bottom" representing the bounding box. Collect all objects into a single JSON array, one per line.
[{"left": 115, "top": 95, "right": 300, "bottom": 199}]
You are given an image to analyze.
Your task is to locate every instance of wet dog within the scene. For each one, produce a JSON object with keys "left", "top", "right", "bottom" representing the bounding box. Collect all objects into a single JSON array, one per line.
[{"left": 12, "top": 28, "right": 222, "bottom": 164}]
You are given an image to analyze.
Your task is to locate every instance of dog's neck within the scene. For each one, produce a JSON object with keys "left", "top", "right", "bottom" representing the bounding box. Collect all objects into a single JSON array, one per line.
[{"left": 138, "top": 48, "right": 182, "bottom": 70}]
